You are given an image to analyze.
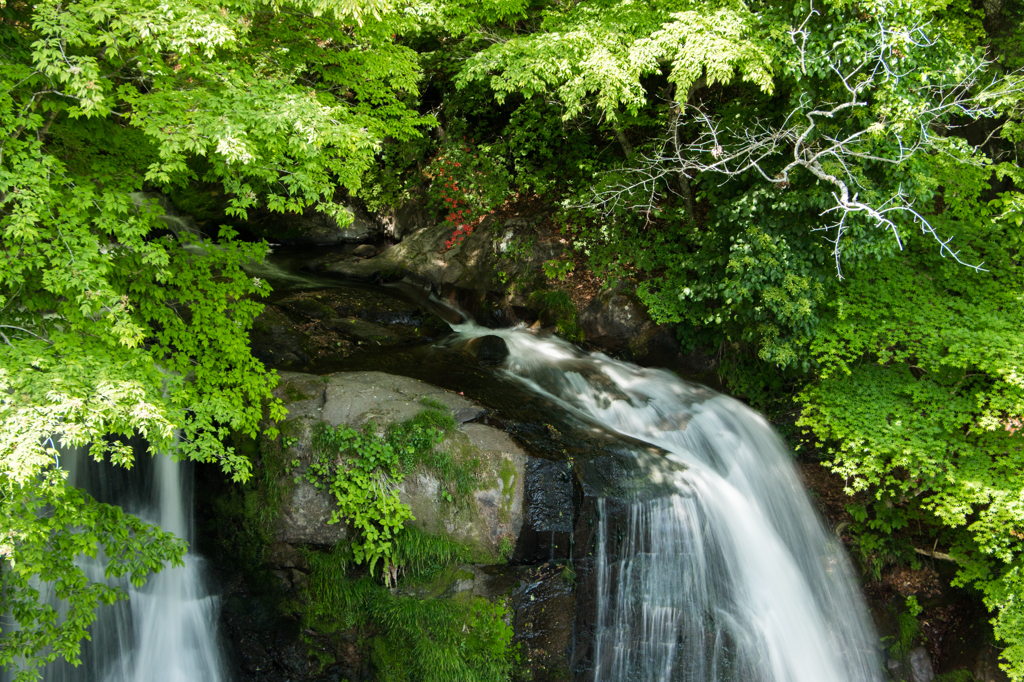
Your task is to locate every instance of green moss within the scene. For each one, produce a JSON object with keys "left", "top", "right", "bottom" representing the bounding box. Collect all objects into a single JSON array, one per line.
[
  {"left": 496, "top": 458, "right": 517, "bottom": 524},
  {"left": 420, "top": 396, "right": 448, "bottom": 411},
  {"left": 283, "top": 383, "right": 314, "bottom": 403},
  {"left": 528, "top": 289, "right": 584, "bottom": 343},
  {"left": 388, "top": 409, "right": 480, "bottom": 511},
  {"left": 934, "top": 672, "right": 978, "bottom": 682},
  {"left": 498, "top": 535, "right": 514, "bottom": 562}
]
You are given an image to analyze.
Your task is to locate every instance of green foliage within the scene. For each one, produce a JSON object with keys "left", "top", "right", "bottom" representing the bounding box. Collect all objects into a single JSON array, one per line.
[
  {"left": 543, "top": 259, "right": 576, "bottom": 282},
  {"left": 1, "top": 0, "right": 433, "bottom": 673},
  {"left": 528, "top": 290, "right": 584, "bottom": 344},
  {"left": 498, "top": 535, "right": 515, "bottom": 562},
  {"left": 389, "top": 526, "right": 476, "bottom": 581},
  {"left": 501, "top": 98, "right": 602, "bottom": 194},
  {"left": 307, "top": 422, "right": 415, "bottom": 577},
  {"left": 796, "top": 175, "right": 1024, "bottom": 674},
  {"left": 887, "top": 596, "right": 923, "bottom": 660},
  {"left": 457, "top": 0, "right": 776, "bottom": 120},
  {"left": 0, "top": 479, "right": 185, "bottom": 680},
  {"left": 845, "top": 499, "right": 917, "bottom": 581}
]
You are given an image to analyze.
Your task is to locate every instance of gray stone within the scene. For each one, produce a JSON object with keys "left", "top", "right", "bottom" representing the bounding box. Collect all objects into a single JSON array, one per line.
[
  {"left": 377, "top": 198, "right": 430, "bottom": 241},
  {"left": 274, "top": 418, "right": 348, "bottom": 546},
  {"left": 319, "top": 371, "right": 475, "bottom": 428},
  {"left": 351, "top": 244, "right": 377, "bottom": 258},
  {"left": 399, "top": 423, "right": 527, "bottom": 556},
  {"left": 908, "top": 647, "right": 935, "bottom": 682},
  {"left": 453, "top": 406, "right": 486, "bottom": 423}
]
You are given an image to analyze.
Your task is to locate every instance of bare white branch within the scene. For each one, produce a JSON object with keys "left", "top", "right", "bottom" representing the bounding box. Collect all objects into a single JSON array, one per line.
[{"left": 577, "top": 11, "right": 1024, "bottom": 276}]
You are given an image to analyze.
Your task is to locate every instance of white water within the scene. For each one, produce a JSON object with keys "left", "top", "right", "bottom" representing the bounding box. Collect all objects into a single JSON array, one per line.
[
  {"left": 452, "top": 323, "right": 882, "bottom": 682},
  {"left": 36, "top": 450, "right": 226, "bottom": 682},
  {"left": 130, "top": 193, "right": 205, "bottom": 243}
]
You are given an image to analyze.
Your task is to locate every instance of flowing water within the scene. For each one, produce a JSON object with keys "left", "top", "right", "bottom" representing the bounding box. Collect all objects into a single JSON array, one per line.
[
  {"left": 451, "top": 322, "right": 882, "bottom": 682},
  {"left": 34, "top": 446, "right": 226, "bottom": 682}
]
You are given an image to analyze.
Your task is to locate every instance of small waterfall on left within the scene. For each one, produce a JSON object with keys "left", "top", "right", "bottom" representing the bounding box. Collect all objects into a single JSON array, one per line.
[{"left": 37, "top": 445, "right": 226, "bottom": 682}]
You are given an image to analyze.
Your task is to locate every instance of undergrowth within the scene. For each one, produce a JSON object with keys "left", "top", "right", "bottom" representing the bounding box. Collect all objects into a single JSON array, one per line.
[
  {"left": 300, "top": 548, "right": 516, "bottom": 682},
  {"left": 209, "top": 430, "right": 291, "bottom": 581},
  {"left": 390, "top": 526, "right": 476, "bottom": 581}
]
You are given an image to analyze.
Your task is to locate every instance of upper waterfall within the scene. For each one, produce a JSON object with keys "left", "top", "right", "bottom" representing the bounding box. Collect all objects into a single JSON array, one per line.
[{"left": 451, "top": 322, "right": 882, "bottom": 682}]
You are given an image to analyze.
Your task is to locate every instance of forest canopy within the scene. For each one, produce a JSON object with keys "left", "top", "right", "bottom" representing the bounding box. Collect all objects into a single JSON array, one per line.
[{"left": 2, "top": 0, "right": 1024, "bottom": 678}]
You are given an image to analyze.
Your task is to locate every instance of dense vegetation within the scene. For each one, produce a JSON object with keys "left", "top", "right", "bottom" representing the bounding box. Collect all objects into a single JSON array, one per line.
[{"left": 1, "top": 0, "right": 1023, "bottom": 678}]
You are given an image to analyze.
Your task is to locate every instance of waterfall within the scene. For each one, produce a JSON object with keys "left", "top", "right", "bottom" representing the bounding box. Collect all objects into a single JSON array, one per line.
[
  {"left": 452, "top": 323, "right": 882, "bottom": 682},
  {"left": 35, "top": 446, "right": 226, "bottom": 682}
]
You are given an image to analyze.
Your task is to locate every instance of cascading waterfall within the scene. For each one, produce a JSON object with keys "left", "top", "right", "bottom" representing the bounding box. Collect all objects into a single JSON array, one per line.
[
  {"left": 36, "top": 447, "right": 226, "bottom": 682},
  {"left": 452, "top": 323, "right": 882, "bottom": 682}
]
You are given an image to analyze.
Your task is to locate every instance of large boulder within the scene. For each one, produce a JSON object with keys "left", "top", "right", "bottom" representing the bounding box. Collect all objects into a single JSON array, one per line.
[
  {"left": 270, "top": 371, "right": 529, "bottom": 560},
  {"left": 376, "top": 195, "right": 431, "bottom": 242}
]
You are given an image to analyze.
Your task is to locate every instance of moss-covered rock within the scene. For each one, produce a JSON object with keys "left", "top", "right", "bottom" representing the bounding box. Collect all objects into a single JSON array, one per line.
[{"left": 271, "top": 371, "right": 529, "bottom": 562}]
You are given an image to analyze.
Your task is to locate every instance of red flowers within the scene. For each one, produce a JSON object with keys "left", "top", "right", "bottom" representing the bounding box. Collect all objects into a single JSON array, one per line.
[
  {"left": 436, "top": 162, "right": 476, "bottom": 252},
  {"left": 444, "top": 223, "right": 474, "bottom": 250}
]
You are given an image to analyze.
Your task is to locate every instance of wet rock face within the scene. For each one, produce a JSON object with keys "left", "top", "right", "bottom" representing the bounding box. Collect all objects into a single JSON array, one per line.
[
  {"left": 517, "top": 458, "right": 574, "bottom": 564},
  {"left": 510, "top": 564, "right": 576, "bottom": 682},
  {"left": 248, "top": 287, "right": 450, "bottom": 370},
  {"left": 473, "top": 335, "right": 510, "bottom": 365},
  {"left": 219, "top": 576, "right": 364, "bottom": 682}
]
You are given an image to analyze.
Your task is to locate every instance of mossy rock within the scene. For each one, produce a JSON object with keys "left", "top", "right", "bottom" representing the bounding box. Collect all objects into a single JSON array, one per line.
[
  {"left": 270, "top": 371, "right": 529, "bottom": 563},
  {"left": 277, "top": 295, "right": 339, "bottom": 321}
]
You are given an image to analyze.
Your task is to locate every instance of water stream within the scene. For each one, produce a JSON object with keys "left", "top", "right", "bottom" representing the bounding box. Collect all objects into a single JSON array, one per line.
[
  {"left": 451, "top": 322, "right": 882, "bottom": 682},
  {"left": 36, "top": 446, "right": 226, "bottom": 682}
]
